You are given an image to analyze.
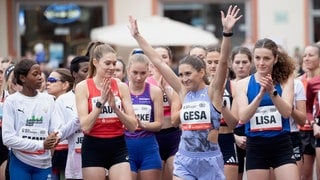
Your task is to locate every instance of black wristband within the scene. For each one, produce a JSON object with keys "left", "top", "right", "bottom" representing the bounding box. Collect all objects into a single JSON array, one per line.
[{"left": 222, "top": 32, "right": 233, "bottom": 37}]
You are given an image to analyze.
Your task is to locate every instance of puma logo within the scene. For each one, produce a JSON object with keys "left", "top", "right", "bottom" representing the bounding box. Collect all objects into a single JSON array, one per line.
[{"left": 66, "top": 106, "right": 73, "bottom": 111}]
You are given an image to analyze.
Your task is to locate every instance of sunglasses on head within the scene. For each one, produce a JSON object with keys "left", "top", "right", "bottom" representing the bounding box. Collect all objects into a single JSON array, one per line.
[
  {"left": 132, "top": 49, "right": 144, "bottom": 55},
  {"left": 47, "top": 77, "right": 61, "bottom": 83}
]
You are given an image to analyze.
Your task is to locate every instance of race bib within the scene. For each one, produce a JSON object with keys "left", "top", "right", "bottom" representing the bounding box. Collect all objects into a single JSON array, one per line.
[
  {"left": 19, "top": 126, "right": 48, "bottom": 154},
  {"left": 74, "top": 130, "right": 83, "bottom": 153},
  {"left": 180, "top": 101, "right": 211, "bottom": 130},
  {"left": 250, "top": 105, "right": 282, "bottom": 131},
  {"left": 91, "top": 96, "right": 122, "bottom": 119},
  {"left": 133, "top": 104, "right": 152, "bottom": 122}
]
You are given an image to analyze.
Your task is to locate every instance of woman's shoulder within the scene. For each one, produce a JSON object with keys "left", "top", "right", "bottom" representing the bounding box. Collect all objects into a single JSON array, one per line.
[
  {"left": 116, "top": 79, "right": 127, "bottom": 89},
  {"left": 236, "top": 76, "right": 251, "bottom": 88},
  {"left": 149, "top": 83, "right": 162, "bottom": 97},
  {"left": 75, "top": 79, "right": 88, "bottom": 90},
  {"left": 37, "top": 92, "right": 55, "bottom": 101}
]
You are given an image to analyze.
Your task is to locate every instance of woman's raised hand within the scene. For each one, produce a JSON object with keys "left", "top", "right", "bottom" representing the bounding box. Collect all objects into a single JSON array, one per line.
[
  {"left": 220, "top": 5, "right": 242, "bottom": 32},
  {"left": 128, "top": 15, "right": 140, "bottom": 38}
]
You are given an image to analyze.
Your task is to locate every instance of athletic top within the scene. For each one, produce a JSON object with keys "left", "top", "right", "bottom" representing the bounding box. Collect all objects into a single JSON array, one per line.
[
  {"left": 86, "top": 78, "right": 124, "bottom": 138},
  {"left": 179, "top": 87, "right": 221, "bottom": 152},
  {"left": 146, "top": 76, "right": 171, "bottom": 118},
  {"left": 126, "top": 82, "right": 154, "bottom": 138},
  {"left": 55, "top": 90, "right": 83, "bottom": 179},
  {"left": 2, "top": 92, "right": 62, "bottom": 169},
  {"left": 306, "top": 75, "right": 320, "bottom": 125},
  {"left": 245, "top": 75, "right": 290, "bottom": 137}
]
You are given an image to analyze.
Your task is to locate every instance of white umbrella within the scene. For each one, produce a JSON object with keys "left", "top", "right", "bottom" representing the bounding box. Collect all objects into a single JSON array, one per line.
[{"left": 90, "top": 15, "right": 218, "bottom": 47}]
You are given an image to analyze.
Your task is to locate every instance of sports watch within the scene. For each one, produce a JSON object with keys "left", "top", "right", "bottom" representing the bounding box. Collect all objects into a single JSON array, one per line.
[{"left": 96, "top": 101, "right": 103, "bottom": 108}]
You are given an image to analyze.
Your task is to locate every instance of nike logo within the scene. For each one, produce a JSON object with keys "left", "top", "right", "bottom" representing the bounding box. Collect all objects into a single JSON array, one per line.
[{"left": 18, "top": 108, "right": 24, "bottom": 113}]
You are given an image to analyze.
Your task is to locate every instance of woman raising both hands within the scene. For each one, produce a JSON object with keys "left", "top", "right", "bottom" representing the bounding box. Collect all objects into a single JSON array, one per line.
[{"left": 129, "top": 5, "right": 242, "bottom": 180}]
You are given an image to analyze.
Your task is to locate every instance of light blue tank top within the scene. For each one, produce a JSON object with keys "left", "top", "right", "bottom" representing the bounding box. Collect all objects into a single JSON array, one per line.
[{"left": 179, "top": 87, "right": 221, "bottom": 152}]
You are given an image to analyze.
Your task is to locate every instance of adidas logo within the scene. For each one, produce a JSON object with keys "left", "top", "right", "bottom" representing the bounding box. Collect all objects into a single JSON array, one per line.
[{"left": 226, "top": 156, "right": 238, "bottom": 164}]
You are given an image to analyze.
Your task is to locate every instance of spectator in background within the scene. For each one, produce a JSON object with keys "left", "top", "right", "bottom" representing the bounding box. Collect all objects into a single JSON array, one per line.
[
  {"left": 34, "top": 43, "right": 46, "bottom": 64},
  {"left": 22, "top": 50, "right": 35, "bottom": 61}
]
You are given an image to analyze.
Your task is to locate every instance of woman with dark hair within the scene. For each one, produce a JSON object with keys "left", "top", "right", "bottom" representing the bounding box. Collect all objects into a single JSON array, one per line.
[
  {"left": 2, "top": 59, "right": 61, "bottom": 180},
  {"left": 54, "top": 55, "right": 90, "bottom": 180},
  {"left": 230, "top": 46, "right": 253, "bottom": 180},
  {"left": 129, "top": 5, "right": 241, "bottom": 179},
  {"left": 234, "top": 38, "right": 299, "bottom": 179}
]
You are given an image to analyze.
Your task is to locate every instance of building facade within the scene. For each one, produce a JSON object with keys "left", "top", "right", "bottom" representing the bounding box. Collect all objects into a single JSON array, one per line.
[{"left": 0, "top": 0, "right": 318, "bottom": 65}]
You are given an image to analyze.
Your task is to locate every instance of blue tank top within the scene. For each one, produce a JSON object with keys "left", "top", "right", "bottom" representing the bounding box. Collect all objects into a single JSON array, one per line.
[
  {"left": 179, "top": 87, "right": 221, "bottom": 152},
  {"left": 125, "top": 82, "right": 154, "bottom": 138},
  {"left": 245, "top": 75, "right": 290, "bottom": 137}
]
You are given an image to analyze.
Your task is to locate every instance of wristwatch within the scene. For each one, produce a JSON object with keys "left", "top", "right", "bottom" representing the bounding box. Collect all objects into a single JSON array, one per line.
[
  {"left": 272, "top": 89, "right": 278, "bottom": 96},
  {"left": 96, "top": 101, "right": 103, "bottom": 108}
]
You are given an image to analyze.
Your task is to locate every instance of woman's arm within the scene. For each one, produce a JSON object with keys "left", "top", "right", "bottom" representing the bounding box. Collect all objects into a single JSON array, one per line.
[
  {"left": 210, "top": 5, "right": 242, "bottom": 111},
  {"left": 115, "top": 82, "right": 138, "bottom": 132},
  {"left": 75, "top": 81, "right": 100, "bottom": 133},
  {"left": 158, "top": 76, "right": 181, "bottom": 127},
  {"left": 167, "top": 89, "right": 181, "bottom": 127},
  {"left": 219, "top": 81, "right": 241, "bottom": 129},
  {"left": 221, "top": 103, "right": 239, "bottom": 130},
  {"left": 129, "top": 16, "right": 186, "bottom": 99},
  {"left": 292, "top": 100, "right": 306, "bottom": 126},
  {"left": 236, "top": 77, "right": 264, "bottom": 124},
  {"left": 139, "top": 85, "right": 163, "bottom": 132}
]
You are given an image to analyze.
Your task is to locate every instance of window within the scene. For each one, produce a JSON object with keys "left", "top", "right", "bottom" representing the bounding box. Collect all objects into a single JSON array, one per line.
[
  {"left": 16, "top": 1, "right": 106, "bottom": 67},
  {"left": 312, "top": 0, "right": 320, "bottom": 42}
]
